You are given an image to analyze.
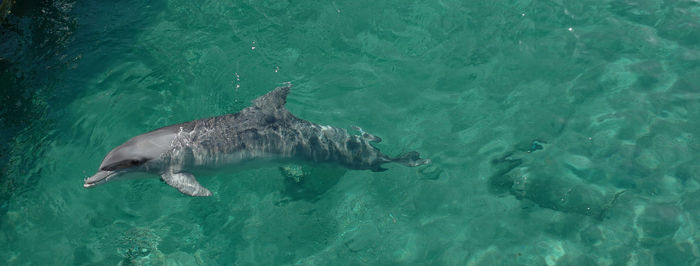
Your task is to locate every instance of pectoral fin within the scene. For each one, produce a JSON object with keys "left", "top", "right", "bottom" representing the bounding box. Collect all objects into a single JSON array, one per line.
[{"left": 161, "top": 171, "right": 212, "bottom": 197}]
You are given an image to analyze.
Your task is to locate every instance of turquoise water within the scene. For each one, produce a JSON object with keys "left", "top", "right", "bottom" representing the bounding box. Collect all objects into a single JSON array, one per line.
[{"left": 1, "top": 0, "right": 699, "bottom": 264}]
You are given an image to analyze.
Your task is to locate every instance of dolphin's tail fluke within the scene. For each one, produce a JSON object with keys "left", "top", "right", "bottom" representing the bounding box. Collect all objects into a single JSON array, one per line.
[{"left": 393, "top": 151, "right": 431, "bottom": 167}]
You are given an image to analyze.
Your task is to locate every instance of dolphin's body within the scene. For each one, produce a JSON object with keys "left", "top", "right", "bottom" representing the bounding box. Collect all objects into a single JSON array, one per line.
[{"left": 84, "top": 85, "right": 430, "bottom": 196}]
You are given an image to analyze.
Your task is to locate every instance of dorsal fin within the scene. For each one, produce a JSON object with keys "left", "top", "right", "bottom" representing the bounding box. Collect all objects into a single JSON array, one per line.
[{"left": 253, "top": 85, "right": 292, "bottom": 111}]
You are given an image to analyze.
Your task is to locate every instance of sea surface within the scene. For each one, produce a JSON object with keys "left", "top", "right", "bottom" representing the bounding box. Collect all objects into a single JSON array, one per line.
[{"left": 1, "top": 0, "right": 699, "bottom": 265}]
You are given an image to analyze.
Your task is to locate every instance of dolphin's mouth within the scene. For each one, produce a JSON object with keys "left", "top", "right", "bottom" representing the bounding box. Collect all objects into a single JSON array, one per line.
[{"left": 83, "top": 170, "right": 116, "bottom": 188}]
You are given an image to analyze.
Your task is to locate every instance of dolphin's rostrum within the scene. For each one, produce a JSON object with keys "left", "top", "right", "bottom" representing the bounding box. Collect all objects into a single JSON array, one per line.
[{"left": 84, "top": 85, "right": 430, "bottom": 196}]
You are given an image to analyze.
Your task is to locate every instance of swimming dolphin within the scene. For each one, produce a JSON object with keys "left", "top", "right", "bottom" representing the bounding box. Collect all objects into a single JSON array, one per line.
[{"left": 83, "top": 85, "right": 430, "bottom": 196}]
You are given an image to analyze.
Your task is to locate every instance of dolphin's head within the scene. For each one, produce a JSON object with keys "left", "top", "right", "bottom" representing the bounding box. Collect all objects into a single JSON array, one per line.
[{"left": 84, "top": 126, "right": 179, "bottom": 188}]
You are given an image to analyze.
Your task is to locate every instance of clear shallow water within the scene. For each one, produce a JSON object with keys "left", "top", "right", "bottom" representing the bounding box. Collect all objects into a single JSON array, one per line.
[{"left": 1, "top": 0, "right": 699, "bottom": 264}]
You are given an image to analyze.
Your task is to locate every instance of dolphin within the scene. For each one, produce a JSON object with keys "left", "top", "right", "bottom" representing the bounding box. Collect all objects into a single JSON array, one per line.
[{"left": 83, "top": 85, "right": 430, "bottom": 196}]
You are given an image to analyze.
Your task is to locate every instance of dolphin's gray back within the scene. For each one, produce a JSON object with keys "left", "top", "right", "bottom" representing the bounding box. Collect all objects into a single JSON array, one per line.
[{"left": 166, "top": 86, "right": 391, "bottom": 171}]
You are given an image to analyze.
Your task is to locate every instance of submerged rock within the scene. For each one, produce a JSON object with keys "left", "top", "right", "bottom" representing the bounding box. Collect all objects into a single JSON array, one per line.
[
  {"left": 278, "top": 164, "right": 346, "bottom": 203},
  {"left": 116, "top": 227, "right": 164, "bottom": 266}
]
